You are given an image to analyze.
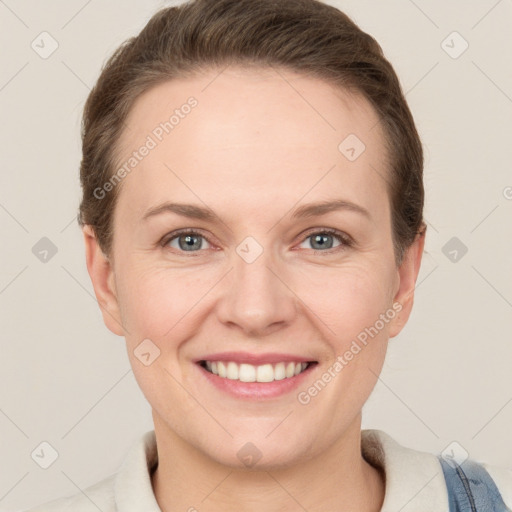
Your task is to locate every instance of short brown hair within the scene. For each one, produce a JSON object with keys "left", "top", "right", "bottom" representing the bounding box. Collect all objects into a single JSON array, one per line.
[{"left": 78, "top": 0, "right": 426, "bottom": 266}]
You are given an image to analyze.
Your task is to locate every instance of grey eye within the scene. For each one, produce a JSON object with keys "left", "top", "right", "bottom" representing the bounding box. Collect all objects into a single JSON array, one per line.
[{"left": 167, "top": 233, "right": 211, "bottom": 252}]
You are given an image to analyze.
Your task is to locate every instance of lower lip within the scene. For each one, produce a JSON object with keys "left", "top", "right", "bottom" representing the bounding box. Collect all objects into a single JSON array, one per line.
[{"left": 196, "top": 362, "right": 317, "bottom": 400}]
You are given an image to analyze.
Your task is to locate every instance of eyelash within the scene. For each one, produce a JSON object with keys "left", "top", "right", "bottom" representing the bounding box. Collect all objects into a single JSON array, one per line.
[{"left": 160, "top": 228, "right": 354, "bottom": 255}]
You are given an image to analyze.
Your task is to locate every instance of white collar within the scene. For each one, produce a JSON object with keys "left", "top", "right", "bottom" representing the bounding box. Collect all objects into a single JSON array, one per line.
[
  {"left": 114, "top": 430, "right": 161, "bottom": 511},
  {"left": 361, "top": 429, "right": 449, "bottom": 511}
]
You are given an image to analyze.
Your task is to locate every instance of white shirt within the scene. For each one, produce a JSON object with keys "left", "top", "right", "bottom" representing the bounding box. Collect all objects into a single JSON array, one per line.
[{"left": 25, "top": 429, "right": 512, "bottom": 511}]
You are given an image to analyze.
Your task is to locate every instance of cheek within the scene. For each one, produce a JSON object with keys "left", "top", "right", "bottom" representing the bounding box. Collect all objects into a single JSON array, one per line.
[
  {"left": 297, "top": 263, "right": 393, "bottom": 341},
  {"left": 117, "top": 266, "right": 204, "bottom": 409},
  {"left": 118, "top": 263, "right": 215, "bottom": 342}
]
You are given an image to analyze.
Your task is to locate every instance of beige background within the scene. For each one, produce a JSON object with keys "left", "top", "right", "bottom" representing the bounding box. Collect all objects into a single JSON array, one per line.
[{"left": 1, "top": 0, "right": 511, "bottom": 509}]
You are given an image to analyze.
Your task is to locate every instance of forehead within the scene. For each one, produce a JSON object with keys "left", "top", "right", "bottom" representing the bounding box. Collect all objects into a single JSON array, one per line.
[{"left": 114, "top": 66, "right": 389, "bottom": 219}]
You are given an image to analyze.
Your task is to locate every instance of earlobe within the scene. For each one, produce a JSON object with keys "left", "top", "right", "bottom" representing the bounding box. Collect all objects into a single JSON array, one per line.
[
  {"left": 83, "top": 225, "right": 125, "bottom": 336},
  {"left": 388, "top": 226, "right": 427, "bottom": 339}
]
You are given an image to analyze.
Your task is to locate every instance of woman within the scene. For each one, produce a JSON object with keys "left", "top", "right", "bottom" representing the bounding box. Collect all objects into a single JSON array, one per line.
[{"left": 26, "top": 0, "right": 512, "bottom": 510}]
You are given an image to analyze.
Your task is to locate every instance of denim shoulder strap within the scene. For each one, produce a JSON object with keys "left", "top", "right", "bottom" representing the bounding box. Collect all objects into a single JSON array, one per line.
[{"left": 438, "top": 456, "right": 511, "bottom": 512}]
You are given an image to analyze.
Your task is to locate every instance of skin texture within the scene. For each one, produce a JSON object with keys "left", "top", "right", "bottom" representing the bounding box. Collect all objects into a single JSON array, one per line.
[{"left": 84, "top": 65, "right": 425, "bottom": 511}]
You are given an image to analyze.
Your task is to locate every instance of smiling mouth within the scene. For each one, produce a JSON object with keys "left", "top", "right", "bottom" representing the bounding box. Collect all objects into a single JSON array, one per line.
[{"left": 198, "top": 360, "right": 318, "bottom": 383}]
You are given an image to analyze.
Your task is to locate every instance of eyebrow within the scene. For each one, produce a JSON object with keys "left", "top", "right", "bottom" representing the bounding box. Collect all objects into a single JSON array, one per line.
[
  {"left": 291, "top": 199, "right": 371, "bottom": 220},
  {"left": 141, "top": 199, "right": 371, "bottom": 222}
]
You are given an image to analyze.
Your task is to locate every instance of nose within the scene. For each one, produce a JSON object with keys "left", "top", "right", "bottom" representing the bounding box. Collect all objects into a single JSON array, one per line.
[{"left": 215, "top": 243, "right": 297, "bottom": 337}]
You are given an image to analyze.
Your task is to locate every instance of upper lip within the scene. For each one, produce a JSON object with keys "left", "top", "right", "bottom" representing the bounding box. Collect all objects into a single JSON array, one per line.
[{"left": 194, "top": 352, "right": 317, "bottom": 365}]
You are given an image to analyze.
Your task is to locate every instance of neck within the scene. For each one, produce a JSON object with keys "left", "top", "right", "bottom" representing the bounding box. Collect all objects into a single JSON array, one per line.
[{"left": 151, "top": 414, "right": 385, "bottom": 512}]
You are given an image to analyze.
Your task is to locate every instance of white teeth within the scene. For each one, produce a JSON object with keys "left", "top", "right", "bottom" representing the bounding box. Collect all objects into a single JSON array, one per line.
[
  {"left": 217, "top": 361, "right": 227, "bottom": 378},
  {"left": 274, "top": 362, "right": 286, "bottom": 381},
  {"left": 226, "top": 361, "right": 238, "bottom": 380},
  {"left": 256, "top": 364, "right": 274, "bottom": 382},
  {"left": 239, "top": 363, "right": 256, "bottom": 382},
  {"left": 204, "top": 360, "right": 310, "bottom": 382}
]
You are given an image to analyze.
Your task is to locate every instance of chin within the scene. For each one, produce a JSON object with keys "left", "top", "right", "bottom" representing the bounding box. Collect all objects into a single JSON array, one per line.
[
  {"left": 196, "top": 433, "right": 314, "bottom": 471},
  {"left": 211, "top": 448, "right": 302, "bottom": 471}
]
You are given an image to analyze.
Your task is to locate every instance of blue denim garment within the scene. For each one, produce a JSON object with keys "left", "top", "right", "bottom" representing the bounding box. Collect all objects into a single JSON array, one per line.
[{"left": 438, "top": 456, "right": 511, "bottom": 512}]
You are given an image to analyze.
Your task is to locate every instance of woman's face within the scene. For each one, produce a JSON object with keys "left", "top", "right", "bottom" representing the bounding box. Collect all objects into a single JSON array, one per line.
[{"left": 85, "top": 66, "right": 424, "bottom": 469}]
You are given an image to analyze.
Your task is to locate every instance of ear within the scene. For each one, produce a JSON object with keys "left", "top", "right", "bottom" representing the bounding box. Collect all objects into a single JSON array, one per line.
[
  {"left": 388, "top": 225, "right": 427, "bottom": 339},
  {"left": 83, "top": 225, "right": 125, "bottom": 336}
]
